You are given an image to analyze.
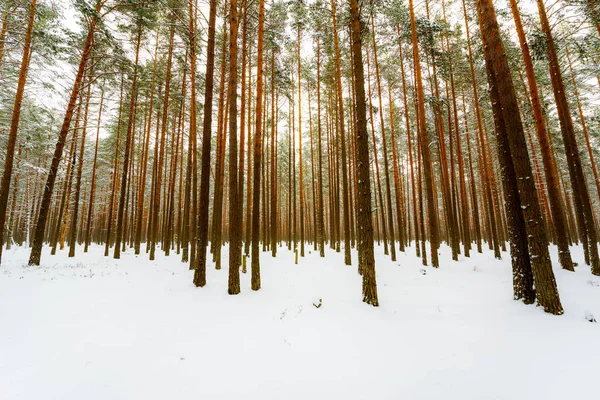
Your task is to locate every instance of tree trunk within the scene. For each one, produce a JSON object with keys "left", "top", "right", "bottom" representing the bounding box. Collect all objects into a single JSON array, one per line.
[
  {"left": 0, "top": 0, "right": 36, "bottom": 263},
  {"left": 507, "top": 0, "right": 574, "bottom": 271},
  {"left": 251, "top": 0, "right": 265, "bottom": 290},
  {"left": 69, "top": 66, "right": 93, "bottom": 257},
  {"left": 371, "top": 15, "right": 396, "bottom": 262},
  {"left": 409, "top": 0, "right": 439, "bottom": 267},
  {"left": 114, "top": 25, "right": 142, "bottom": 259},
  {"left": 227, "top": 0, "right": 241, "bottom": 294},
  {"left": 535, "top": 0, "right": 599, "bottom": 275},
  {"left": 477, "top": 0, "right": 563, "bottom": 314},
  {"left": 29, "top": 0, "right": 102, "bottom": 266},
  {"left": 136, "top": 31, "right": 159, "bottom": 256},
  {"left": 350, "top": 0, "right": 378, "bottom": 306},
  {"left": 84, "top": 90, "right": 104, "bottom": 252}
]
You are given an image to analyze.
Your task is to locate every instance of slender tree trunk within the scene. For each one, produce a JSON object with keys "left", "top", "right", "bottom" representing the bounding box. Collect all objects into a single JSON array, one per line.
[
  {"left": 408, "top": 0, "right": 439, "bottom": 267},
  {"left": 238, "top": 0, "right": 248, "bottom": 263},
  {"left": 371, "top": 15, "right": 396, "bottom": 262},
  {"left": 534, "top": 0, "right": 599, "bottom": 275},
  {"left": 0, "top": 7, "right": 15, "bottom": 73},
  {"left": 270, "top": 49, "right": 277, "bottom": 258},
  {"left": 136, "top": 31, "right": 159, "bottom": 256},
  {"left": 462, "top": 91, "right": 482, "bottom": 253},
  {"left": 396, "top": 33, "right": 419, "bottom": 254},
  {"left": 461, "top": 0, "right": 500, "bottom": 259},
  {"left": 316, "top": 38, "right": 325, "bottom": 258},
  {"left": 150, "top": 20, "right": 175, "bottom": 261},
  {"left": 565, "top": 48, "right": 600, "bottom": 209},
  {"left": 507, "top": 0, "right": 574, "bottom": 270},
  {"left": 28, "top": 2, "right": 102, "bottom": 265},
  {"left": 68, "top": 66, "right": 93, "bottom": 257},
  {"left": 84, "top": 90, "right": 104, "bottom": 252},
  {"left": 251, "top": 0, "right": 265, "bottom": 290},
  {"left": 210, "top": 1, "right": 230, "bottom": 270},
  {"left": 114, "top": 25, "right": 142, "bottom": 259},
  {"left": 329, "top": 0, "right": 351, "bottom": 265},
  {"left": 227, "top": 0, "right": 241, "bottom": 294},
  {"left": 0, "top": 0, "right": 36, "bottom": 263}
]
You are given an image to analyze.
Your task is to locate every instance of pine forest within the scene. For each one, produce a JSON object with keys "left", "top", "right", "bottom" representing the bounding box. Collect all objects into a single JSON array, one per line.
[{"left": 1, "top": 0, "right": 599, "bottom": 398}]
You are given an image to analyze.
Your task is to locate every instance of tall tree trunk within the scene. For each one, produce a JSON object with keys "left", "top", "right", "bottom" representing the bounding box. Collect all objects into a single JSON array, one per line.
[
  {"left": 227, "top": 0, "right": 241, "bottom": 294},
  {"left": 136, "top": 31, "right": 159, "bottom": 256},
  {"left": 68, "top": 66, "right": 93, "bottom": 257},
  {"left": 462, "top": 91, "right": 482, "bottom": 253},
  {"left": 210, "top": 0, "right": 230, "bottom": 270},
  {"left": 330, "top": 0, "right": 351, "bottom": 265},
  {"left": 387, "top": 83, "right": 405, "bottom": 252},
  {"left": 297, "top": 21, "right": 305, "bottom": 259},
  {"left": 508, "top": 0, "right": 574, "bottom": 271},
  {"left": 29, "top": 0, "right": 102, "bottom": 266},
  {"left": 408, "top": 0, "right": 439, "bottom": 267},
  {"left": 565, "top": 48, "right": 600, "bottom": 209},
  {"left": 477, "top": 0, "right": 563, "bottom": 314},
  {"left": 534, "top": 0, "right": 599, "bottom": 275},
  {"left": 114, "top": 24, "right": 142, "bottom": 259},
  {"left": 106, "top": 77, "right": 125, "bottom": 256},
  {"left": 149, "top": 19, "right": 175, "bottom": 261},
  {"left": 0, "top": 0, "right": 36, "bottom": 263},
  {"left": 270, "top": 49, "right": 277, "bottom": 258},
  {"left": 238, "top": 0, "right": 248, "bottom": 262},
  {"left": 396, "top": 32, "right": 419, "bottom": 254},
  {"left": 84, "top": 89, "right": 104, "bottom": 252},
  {"left": 316, "top": 38, "right": 325, "bottom": 258},
  {"left": 461, "top": 0, "right": 500, "bottom": 259},
  {"left": 251, "top": 0, "right": 265, "bottom": 290},
  {"left": 191, "top": 0, "right": 218, "bottom": 287},
  {"left": 0, "top": 8, "right": 14, "bottom": 72},
  {"left": 350, "top": 0, "right": 378, "bottom": 306},
  {"left": 371, "top": 15, "right": 396, "bottom": 262}
]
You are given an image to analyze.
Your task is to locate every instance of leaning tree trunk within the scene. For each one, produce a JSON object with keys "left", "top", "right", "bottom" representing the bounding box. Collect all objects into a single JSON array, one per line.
[
  {"left": 535, "top": 0, "right": 599, "bottom": 275},
  {"left": 29, "top": 1, "right": 101, "bottom": 266},
  {"left": 477, "top": 0, "right": 563, "bottom": 314},
  {"left": 507, "top": 0, "right": 574, "bottom": 271}
]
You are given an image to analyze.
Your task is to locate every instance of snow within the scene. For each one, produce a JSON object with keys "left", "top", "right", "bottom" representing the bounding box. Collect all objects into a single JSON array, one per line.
[{"left": 1, "top": 243, "right": 599, "bottom": 400}]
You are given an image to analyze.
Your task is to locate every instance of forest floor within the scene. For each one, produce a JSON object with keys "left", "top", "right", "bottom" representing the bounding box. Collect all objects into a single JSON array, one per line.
[{"left": 1, "top": 242, "right": 599, "bottom": 399}]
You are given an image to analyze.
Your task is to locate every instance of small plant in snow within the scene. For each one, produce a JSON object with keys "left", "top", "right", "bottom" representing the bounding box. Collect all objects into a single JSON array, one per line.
[
  {"left": 587, "top": 280, "right": 599, "bottom": 287},
  {"left": 419, "top": 268, "right": 427, "bottom": 275},
  {"left": 313, "top": 298, "right": 323, "bottom": 308},
  {"left": 585, "top": 311, "right": 596, "bottom": 323}
]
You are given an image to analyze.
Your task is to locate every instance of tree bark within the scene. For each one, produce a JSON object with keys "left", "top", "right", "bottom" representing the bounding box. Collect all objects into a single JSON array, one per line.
[
  {"left": 350, "top": 0, "right": 378, "bottom": 306},
  {"left": 29, "top": 0, "right": 101, "bottom": 266},
  {"left": 0, "top": 0, "right": 36, "bottom": 263},
  {"left": 477, "top": 0, "right": 563, "bottom": 314},
  {"left": 251, "top": 0, "right": 265, "bottom": 290}
]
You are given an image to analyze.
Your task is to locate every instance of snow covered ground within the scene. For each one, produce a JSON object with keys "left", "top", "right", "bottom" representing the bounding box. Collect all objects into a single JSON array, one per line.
[{"left": 1, "top": 242, "right": 599, "bottom": 400}]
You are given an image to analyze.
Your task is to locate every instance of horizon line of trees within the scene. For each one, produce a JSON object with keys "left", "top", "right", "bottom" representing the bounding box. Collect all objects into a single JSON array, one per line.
[{"left": 1, "top": 0, "right": 599, "bottom": 313}]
